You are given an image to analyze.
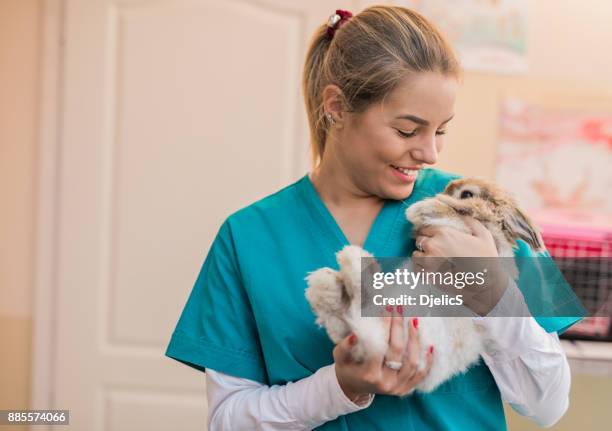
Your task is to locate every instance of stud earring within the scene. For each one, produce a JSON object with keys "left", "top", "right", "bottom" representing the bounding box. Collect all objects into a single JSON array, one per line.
[{"left": 325, "top": 112, "right": 336, "bottom": 126}]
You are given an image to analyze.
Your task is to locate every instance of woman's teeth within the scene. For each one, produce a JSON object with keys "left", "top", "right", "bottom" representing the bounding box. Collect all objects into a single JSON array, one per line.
[{"left": 391, "top": 165, "right": 418, "bottom": 176}]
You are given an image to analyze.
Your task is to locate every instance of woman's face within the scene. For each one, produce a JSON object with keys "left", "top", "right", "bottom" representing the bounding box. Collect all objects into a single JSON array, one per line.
[{"left": 329, "top": 71, "right": 458, "bottom": 201}]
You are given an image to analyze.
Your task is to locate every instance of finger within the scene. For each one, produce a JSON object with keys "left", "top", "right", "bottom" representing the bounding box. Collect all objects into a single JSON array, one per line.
[
  {"left": 412, "top": 251, "right": 441, "bottom": 273},
  {"left": 414, "top": 235, "right": 428, "bottom": 252},
  {"left": 385, "top": 310, "right": 405, "bottom": 365},
  {"left": 415, "top": 234, "right": 441, "bottom": 257},
  {"left": 405, "top": 317, "right": 421, "bottom": 369},
  {"left": 378, "top": 306, "right": 393, "bottom": 356},
  {"left": 415, "top": 225, "right": 438, "bottom": 237},
  {"left": 335, "top": 332, "right": 357, "bottom": 364},
  {"left": 396, "top": 317, "right": 419, "bottom": 382},
  {"left": 409, "top": 345, "right": 434, "bottom": 386},
  {"left": 381, "top": 305, "right": 393, "bottom": 328},
  {"left": 459, "top": 216, "right": 489, "bottom": 238},
  {"left": 411, "top": 251, "right": 426, "bottom": 269}
]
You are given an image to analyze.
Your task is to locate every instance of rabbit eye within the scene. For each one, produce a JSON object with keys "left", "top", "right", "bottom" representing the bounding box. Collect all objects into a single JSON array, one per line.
[{"left": 460, "top": 190, "right": 474, "bottom": 199}]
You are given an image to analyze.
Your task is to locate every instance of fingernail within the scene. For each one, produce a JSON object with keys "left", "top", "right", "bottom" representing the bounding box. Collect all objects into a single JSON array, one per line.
[
  {"left": 385, "top": 305, "right": 393, "bottom": 313},
  {"left": 396, "top": 305, "right": 403, "bottom": 314},
  {"left": 429, "top": 345, "right": 434, "bottom": 354},
  {"left": 349, "top": 333, "right": 358, "bottom": 345},
  {"left": 412, "top": 317, "right": 419, "bottom": 329}
]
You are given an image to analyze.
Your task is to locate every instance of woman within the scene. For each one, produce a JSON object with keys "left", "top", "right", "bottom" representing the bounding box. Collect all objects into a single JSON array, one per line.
[{"left": 166, "top": 6, "right": 580, "bottom": 430}]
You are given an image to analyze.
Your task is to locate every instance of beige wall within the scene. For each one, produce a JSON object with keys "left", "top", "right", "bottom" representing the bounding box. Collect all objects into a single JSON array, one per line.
[
  {"left": 0, "top": 0, "right": 40, "bottom": 425},
  {"left": 0, "top": 0, "right": 610, "bottom": 429}
]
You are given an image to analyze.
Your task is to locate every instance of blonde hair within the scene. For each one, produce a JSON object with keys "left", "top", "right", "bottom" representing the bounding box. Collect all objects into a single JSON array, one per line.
[{"left": 302, "top": 5, "right": 462, "bottom": 167}]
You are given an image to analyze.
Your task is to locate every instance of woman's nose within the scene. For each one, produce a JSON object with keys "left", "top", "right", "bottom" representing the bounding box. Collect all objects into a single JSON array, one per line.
[{"left": 410, "top": 134, "right": 438, "bottom": 165}]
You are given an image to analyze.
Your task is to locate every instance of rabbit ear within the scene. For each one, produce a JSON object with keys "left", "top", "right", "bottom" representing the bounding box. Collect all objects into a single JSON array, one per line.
[{"left": 501, "top": 206, "right": 545, "bottom": 251}]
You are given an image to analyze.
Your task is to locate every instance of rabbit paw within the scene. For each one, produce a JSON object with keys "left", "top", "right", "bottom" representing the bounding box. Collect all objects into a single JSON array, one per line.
[{"left": 305, "top": 267, "right": 350, "bottom": 344}]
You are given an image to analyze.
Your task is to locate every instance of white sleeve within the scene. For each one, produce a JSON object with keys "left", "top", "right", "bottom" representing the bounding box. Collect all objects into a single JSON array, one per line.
[
  {"left": 472, "top": 278, "right": 571, "bottom": 428},
  {"left": 205, "top": 364, "right": 375, "bottom": 430}
]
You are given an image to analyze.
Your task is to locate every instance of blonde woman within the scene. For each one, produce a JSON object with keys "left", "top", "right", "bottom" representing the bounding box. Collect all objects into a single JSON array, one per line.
[{"left": 166, "top": 6, "right": 579, "bottom": 430}]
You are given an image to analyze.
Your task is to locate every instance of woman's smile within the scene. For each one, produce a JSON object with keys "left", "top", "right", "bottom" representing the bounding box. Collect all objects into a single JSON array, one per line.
[{"left": 390, "top": 164, "right": 420, "bottom": 182}]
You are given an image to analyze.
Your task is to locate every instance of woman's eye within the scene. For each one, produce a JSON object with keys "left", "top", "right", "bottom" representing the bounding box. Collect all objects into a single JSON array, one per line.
[
  {"left": 396, "top": 129, "right": 447, "bottom": 138},
  {"left": 397, "top": 129, "right": 417, "bottom": 138}
]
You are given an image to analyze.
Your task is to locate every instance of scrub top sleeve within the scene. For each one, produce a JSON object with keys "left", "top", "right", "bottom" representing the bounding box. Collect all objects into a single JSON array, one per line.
[
  {"left": 514, "top": 239, "right": 586, "bottom": 336},
  {"left": 165, "top": 218, "right": 269, "bottom": 384}
]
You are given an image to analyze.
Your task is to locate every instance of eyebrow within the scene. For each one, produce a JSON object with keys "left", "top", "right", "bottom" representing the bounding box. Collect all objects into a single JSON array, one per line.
[{"left": 395, "top": 114, "right": 455, "bottom": 126}]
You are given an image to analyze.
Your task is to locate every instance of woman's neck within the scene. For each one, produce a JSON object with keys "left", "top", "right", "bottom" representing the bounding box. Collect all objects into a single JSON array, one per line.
[
  {"left": 309, "top": 161, "right": 386, "bottom": 247},
  {"left": 309, "top": 161, "right": 384, "bottom": 211}
]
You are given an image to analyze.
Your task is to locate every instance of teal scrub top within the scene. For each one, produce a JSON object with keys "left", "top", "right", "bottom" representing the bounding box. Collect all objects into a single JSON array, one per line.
[{"left": 165, "top": 168, "right": 583, "bottom": 430}]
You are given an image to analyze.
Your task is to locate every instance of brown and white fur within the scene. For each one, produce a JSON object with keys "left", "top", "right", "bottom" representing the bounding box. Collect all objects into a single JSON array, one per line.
[{"left": 305, "top": 178, "right": 544, "bottom": 393}]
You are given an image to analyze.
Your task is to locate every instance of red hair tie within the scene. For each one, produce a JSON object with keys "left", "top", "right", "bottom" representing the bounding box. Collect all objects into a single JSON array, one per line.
[{"left": 326, "top": 9, "right": 353, "bottom": 40}]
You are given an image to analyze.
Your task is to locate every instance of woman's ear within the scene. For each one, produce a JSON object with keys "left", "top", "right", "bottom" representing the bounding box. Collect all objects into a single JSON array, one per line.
[
  {"left": 322, "top": 84, "right": 347, "bottom": 127},
  {"left": 501, "top": 206, "right": 545, "bottom": 251}
]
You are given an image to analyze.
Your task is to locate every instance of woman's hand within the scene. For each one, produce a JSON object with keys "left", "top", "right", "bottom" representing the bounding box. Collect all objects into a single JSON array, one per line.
[
  {"left": 412, "top": 216, "right": 508, "bottom": 316},
  {"left": 412, "top": 216, "right": 498, "bottom": 259},
  {"left": 333, "top": 307, "right": 434, "bottom": 401}
]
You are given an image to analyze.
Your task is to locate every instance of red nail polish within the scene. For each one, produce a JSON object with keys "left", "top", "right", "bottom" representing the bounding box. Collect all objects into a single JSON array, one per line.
[
  {"left": 412, "top": 317, "right": 419, "bottom": 329},
  {"left": 349, "top": 333, "right": 357, "bottom": 345},
  {"left": 396, "top": 305, "right": 403, "bottom": 314},
  {"left": 429, "top": 345, "right": 434, "bottom": 354},
  {"left": 385, "top": 305, "right": 393, "bottom": 313}
]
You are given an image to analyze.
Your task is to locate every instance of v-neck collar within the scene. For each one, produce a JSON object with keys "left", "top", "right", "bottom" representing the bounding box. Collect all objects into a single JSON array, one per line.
[{"left": 297, "top": 172, "right": 427, "bottom": 256}]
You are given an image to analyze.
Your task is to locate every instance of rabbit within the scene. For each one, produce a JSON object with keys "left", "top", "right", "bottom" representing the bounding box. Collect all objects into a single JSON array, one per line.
[
  {"left": 304, "top": 177, "right": 545, "bottom": 394},
  {"left": 407, "top": 177, "right": 545, "bottom": 280}
]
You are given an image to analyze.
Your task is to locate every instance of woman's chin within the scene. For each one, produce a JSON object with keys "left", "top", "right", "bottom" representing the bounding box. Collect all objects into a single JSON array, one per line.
[{"left": 383, "top": 182, "right": 415, "bottom": 201}]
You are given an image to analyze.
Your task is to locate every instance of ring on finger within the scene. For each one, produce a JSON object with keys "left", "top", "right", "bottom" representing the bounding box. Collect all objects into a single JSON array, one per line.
[
  {"left": 384, "top": 360, "right": 403, "bottom": 371},
  {"left": 416, "top": 237, "right": 426, "bottom": 252}
]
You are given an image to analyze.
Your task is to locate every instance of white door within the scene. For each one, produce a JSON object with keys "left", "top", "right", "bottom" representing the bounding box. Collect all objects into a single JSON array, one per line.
[{"left": 33, "top": 0, "right": 383, "bottom": 429}]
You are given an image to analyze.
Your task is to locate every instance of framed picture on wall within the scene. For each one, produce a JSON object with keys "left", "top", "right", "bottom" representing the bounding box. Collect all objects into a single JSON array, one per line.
[
  {"left": 403, "top": 0, "right": 529, "bottom": 74},
  {"left": 496, "top": 97, "right": 612, "bottom": 218}
]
